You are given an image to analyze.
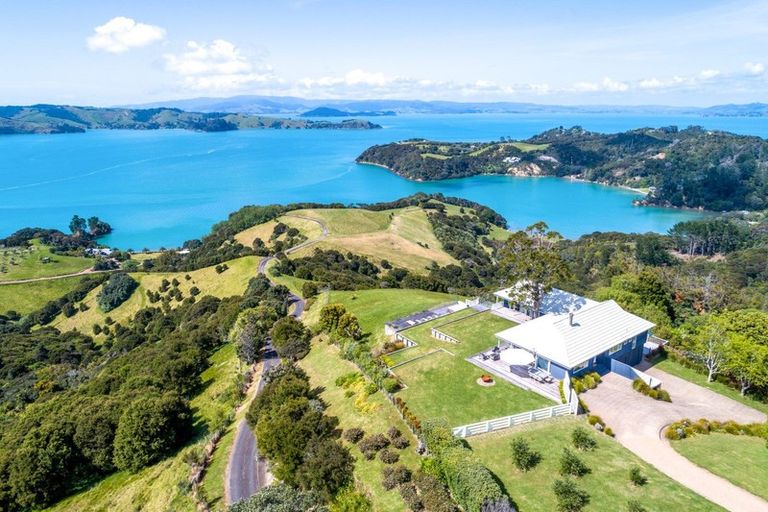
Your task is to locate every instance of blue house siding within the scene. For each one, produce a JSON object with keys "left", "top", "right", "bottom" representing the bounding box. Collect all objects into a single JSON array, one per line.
[{"left": 567, "top": 331, "right": 649, "bottom": 378}]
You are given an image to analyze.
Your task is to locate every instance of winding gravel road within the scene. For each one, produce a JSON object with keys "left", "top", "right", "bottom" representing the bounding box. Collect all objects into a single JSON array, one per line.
[{"left": 225, "top": 214, "right": 327, "bottom": 505}]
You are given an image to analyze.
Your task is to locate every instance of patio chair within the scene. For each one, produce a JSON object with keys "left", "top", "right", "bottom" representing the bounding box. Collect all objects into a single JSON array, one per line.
[
  {"left": 481, "top": 353, "right": 489, "bottom": 361},
  {"left": 492, "top": 353, "right": 501, "bottom": 361}
]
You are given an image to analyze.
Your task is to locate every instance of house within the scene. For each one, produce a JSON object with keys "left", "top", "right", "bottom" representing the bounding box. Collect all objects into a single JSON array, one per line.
[
  {"left": 494, "top": 284, "right": 597, "bottom": 318},
  {"left": 494, "top": 299, "right": 655, "bottom": 380}
]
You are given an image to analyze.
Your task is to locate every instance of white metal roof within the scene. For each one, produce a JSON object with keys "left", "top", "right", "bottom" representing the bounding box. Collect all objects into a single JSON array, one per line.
[
  {"left": 493, "top": 285, "right": 597, "bottom": 316},
  {"left": 495, "top": 300, "right": 655, "bottom": 369}
]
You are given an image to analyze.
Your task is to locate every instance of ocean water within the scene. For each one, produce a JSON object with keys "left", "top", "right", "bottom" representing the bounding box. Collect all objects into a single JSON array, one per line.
[{"left": 1, "top": 113, "right": 765, "bottom": 249}]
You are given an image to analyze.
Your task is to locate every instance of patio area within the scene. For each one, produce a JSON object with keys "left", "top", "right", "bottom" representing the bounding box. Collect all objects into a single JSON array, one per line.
[{"left": 468, "top": 346, "right": 561, "bottom": 401}]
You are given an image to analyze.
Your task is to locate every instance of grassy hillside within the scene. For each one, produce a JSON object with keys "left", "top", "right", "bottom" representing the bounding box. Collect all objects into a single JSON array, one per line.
[
  {"left": 45, "top": 343, "right": 242, "bottom": 512},
  {"left": 52, "top": 256, "right": 259, "bottom": 336},
  {"left": 469, "top": 417, "right": 722, "bottom": 512},
  {"left": 0, "top": 276, "right": 87, "bottom": 314},
  {"left": 0, "top": 241, "right": 92, "bottom": 281},
  {"left": 300, "top": 341, "right": 421, "bottom": 512},
  {"left": 274, "top": 207, "right": 457, "bottom": 272}
]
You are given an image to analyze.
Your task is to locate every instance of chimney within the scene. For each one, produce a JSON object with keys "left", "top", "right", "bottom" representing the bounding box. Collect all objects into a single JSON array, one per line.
[{"left": 569, "top": 312, "right": 574, "bottom": 326}]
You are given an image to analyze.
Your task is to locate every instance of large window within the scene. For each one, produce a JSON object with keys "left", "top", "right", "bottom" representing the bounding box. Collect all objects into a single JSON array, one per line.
[{"left": 608, "top": 342, "right": 623, "bottom": 355}]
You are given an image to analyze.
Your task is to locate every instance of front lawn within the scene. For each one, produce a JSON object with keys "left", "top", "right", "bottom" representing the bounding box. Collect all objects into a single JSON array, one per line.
[
  {"left": 672, "top": 433, "right": 768, "bottom": 501},
  {"left": 652, "top": 356, "right": 768, "bottom": 416},
  {"left": 469, "top": 417, "right": 722, "bottom": 512},
  {"left": 393, "top": 311, "right": 551, "bottom": 426}
]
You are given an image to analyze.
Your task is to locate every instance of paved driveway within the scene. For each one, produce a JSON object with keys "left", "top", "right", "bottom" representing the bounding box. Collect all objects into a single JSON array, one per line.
[{"left": 581, "top": 369, "right": 767, "bottom": 512}]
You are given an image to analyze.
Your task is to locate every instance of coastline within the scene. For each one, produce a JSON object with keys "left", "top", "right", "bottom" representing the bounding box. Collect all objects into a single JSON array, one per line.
[{"left": 357, "top": 160, "right": 710, "bottom": 211}]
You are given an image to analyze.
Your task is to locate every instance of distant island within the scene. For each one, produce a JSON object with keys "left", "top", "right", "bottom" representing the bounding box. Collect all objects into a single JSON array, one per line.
[
  {"left": 357, "top": 126, "right": 768, "bottom": 212},
  {"left": 299, "top": 106, "right": 396, "bottom": 117},
  {"left": 0, "top": 104, "right": 381, "bottom": 135},
  {"left": 128, "top": 95, "right": 768, "bottom": 117}
]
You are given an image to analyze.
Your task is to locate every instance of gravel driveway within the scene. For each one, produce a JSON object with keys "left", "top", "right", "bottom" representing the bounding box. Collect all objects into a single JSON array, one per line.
[{"left": 581, "top": 369, "right": 767, "bottom": 512}]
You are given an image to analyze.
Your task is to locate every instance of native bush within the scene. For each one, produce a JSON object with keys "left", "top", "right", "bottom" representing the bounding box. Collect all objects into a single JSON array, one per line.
[
  {"left": 379, "top": 449, "right": 399, "bottom": 464},
  {"left": 97, "top": 273, "right": 138, "bottom": 312}
]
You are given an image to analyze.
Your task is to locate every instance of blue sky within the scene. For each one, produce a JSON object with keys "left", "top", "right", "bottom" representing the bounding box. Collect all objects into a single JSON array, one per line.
[{"left": 1, "top": 0, "right": 766, "bottom": 106}]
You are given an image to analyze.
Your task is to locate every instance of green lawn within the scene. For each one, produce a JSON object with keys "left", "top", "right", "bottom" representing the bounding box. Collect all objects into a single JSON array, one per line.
[
  {"left": 46, "top": 343, "right": 242, "bottom": 512},
  {"left": 0, "top": 241, "right": 92, "bottom": 281},
  {"left": 303, "top": 288, "right": 462, "bottom": 341},
  {"left": 652, "top": 356, "right": 768, "bottom": 416},
  {"left": 469, "top": 417, "right": 723, "bottom": 512},
  {"left": 0, "top": 276, "right": 86, "bottom": 315},
  {"left": 392, "top": 311, "right": 551, "bottom": 426},
  {"left": 290, "top": 208, "right": 392, "bottom": 235},
  {"left": 300, "top": 341, "right": 421, "bottom": 512},
  {"left": 672, "top": 433, "right": 768, "bottom": 501}
]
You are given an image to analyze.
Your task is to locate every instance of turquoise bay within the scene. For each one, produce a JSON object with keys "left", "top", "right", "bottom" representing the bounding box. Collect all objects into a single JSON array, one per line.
[{"left": 2, "top": 113, "right": 766, "bottom": 249}]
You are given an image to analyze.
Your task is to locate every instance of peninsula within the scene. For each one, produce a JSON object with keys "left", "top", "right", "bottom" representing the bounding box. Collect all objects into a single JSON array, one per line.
[
  {"left": 0, "top": 104, "right": 381, "bottom": 135},
  {"left": 357, "top": 126, "right": 768, "bottom": 211}
]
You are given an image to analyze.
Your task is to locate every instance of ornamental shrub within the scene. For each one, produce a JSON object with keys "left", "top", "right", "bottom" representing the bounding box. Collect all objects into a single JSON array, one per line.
[
  {"left": 379, "top": 449, "right": 399, "bottom": 464},
  {"left": 387, "top": 426, "right": 402, "bottom": 439},
  {"left": 559, "top": 448, "right": 590, "bottom": 477},
  {"left": 510, "top": 437, "right": 541, "bottom": 472},
  {"left": 392, "top": 436, "right": 410, "bottom": 449},
  {"left": 358, "top": 433, "right": 390, "bottom": 453},
  {"left": 381, "top": 465, "right": 411, "bottom": 490},
  {"left": 413, "top": 472, "right": 458, "bottom": 512},
  {"left": 399, "top": 482, "right": 424, "bottom": 511},
  {"left": 627, "top": 499, "right": 647, "bottom": 512},
  {"left": 343, "top": 428, "right": 365, "bottom": 444}
]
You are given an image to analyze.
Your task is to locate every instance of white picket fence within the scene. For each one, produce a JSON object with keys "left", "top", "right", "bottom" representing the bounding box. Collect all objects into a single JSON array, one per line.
[{"left": 452, "top": 400, "right": 575, "bottom": 438}]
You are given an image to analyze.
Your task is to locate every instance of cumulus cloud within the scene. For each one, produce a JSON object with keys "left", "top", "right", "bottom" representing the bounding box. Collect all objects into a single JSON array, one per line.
[
  {"left": 87, "top": 17, "right": 165, "bottom": 54},
  {"left": 745, "top": 61, "right": 765, "bottom": 75},
  {"left": 164, "top": 40, "right": 274, "bottom": 91},
  {"left": 572, "top": 77, "right": 629, "bottom": 93}
]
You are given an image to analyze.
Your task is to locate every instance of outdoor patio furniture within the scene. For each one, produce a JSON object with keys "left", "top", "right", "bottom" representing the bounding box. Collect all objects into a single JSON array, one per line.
[
  {"left": 492, "top": 352, "right": 500, "bottom": 361},
  {"left": 481, "top": 353, "right": 489, "bottom": 361}
]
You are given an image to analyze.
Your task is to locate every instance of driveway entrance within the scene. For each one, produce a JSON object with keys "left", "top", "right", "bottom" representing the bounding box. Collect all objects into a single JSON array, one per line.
[{"left": 581, "top": 369, "right": 767, "bottom": 512}]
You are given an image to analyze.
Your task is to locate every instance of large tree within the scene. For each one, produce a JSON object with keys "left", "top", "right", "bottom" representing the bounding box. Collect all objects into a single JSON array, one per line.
[
  {"left": 270, "top": 316, "right": 312, "bottom": 360},
  {"left": 725, "top": 335, "right": 768, "bottom": 395},
  {"left": 229, "top": 306, "right": 278, "bottom": 363},
  {"left": 498, "top": 223, "right": 571, "bottom": 318}
]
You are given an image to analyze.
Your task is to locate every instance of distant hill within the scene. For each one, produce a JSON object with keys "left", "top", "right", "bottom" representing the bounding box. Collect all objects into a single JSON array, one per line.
[
  {"left": 127, "top": 95, "right": 768, "bottom": 117},
  {"left": 299, "top": 106, "right": 396, "bottom": 117},
  {"left": 0, "top": 104, "right": 381, "bottom": 135},
  {"left": 357, "top": 126, "right": 768, "bottom": 211}
]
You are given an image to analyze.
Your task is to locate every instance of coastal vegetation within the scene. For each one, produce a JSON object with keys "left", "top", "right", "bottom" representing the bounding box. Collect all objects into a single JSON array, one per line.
[
  {"left": 0, "top": 104, "right": 380, "bottom": 135},
  {"left": 357, "top": 126, "right": 768, "bottom": 211}
]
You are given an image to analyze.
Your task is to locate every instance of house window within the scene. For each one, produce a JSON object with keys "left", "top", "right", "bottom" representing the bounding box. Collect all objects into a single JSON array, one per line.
[
  {"left": 572, "top": 361, "right": 589, "bottom": 372},
  {"left": 608, "top": 342, "right": 623, "bottom": 355},
  {"left": 631, "top": 337, "right": 637, "bottom": 349}
]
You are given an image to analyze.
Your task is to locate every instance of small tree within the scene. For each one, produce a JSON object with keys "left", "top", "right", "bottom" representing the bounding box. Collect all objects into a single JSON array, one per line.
[
  {"left": 228, "top": 484, "right": 327, "bottom": 512},
  {"left": 690, "top": 321, "right": 728, "bottom": 382},
  {"left": 511, "top": 437, "right": 541, "bottom": 472},
  {"left": 559, "top": 448, "right": 590, "bottom": 477},
  {"left": 629, "top": 466, "right": 647, "bottom": 486},
  {"left": 571, "top": 427, "right": 597, "bottom": 451},
  {"left": 319, "top": 303, "right": 347, "bottom": 333},
  {"left": 552, "top": 479, "right": 590, "bottom": 512},
  {"left": 295, "top": 439, "right": 354, "bottom": 500},
  {"left": 725, "top": 335, "right": 768, "bottom": 396}
]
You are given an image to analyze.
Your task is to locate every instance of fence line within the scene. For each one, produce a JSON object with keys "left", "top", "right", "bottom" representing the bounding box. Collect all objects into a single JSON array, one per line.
[{"left": 452, "top": 403, "right": 574, "bottom": 438}]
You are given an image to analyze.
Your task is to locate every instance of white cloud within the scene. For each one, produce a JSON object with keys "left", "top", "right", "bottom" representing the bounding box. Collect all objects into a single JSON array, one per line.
[
  {"left": 699, "top": 69, "right": 720, "bottom": 79},
  {"left": 745, "top": 61, "right": 765, "bottom": 75},
  {"left": 87, "top": 17, "right": 165, "bottom": 54},
  {"left": 572, "top": 77, "right": 629, "bottom": 93},
  {"left": 164, "top": 40, "right": 274, "bottom": 91}
]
